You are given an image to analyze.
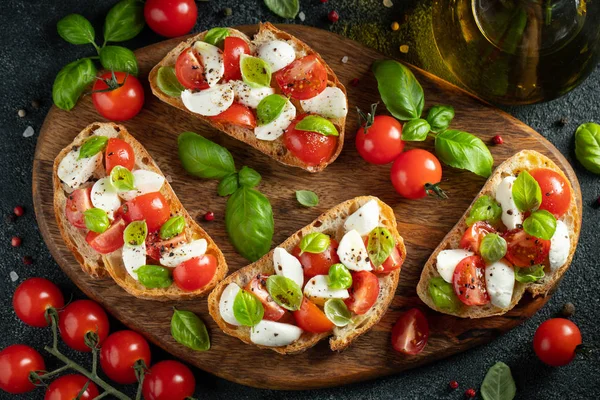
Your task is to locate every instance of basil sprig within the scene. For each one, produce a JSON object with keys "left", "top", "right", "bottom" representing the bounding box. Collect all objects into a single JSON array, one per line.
[
  {"left": 434, "top": 130, "right": 494, "bottom": 178},
  {"left": 264, "top": 0, "right": 300, "bottom": 19},
  {"left": 266, "top": 275, "right": 302, "bottom": 311},
  {"left": 171, "top": 309, "right": 210, "bottom": 351},
  {"left": 512, "top": 171, "right": 542, "bottom": 212},
  {"left": 53, "top": 58, "right": 98, "bottom": 111},
  {"left": 299, "top": 232, "right": 330, "bottom": 255},
  {"left": 480, "top": 362, "right": 516, "bottom": 400},
  {"left": 428, "top": 277, "right": 460, "bottom": 312},
  {"left": 103, "top": 0, "right": 145, "bottom": 43},
  {"left": 99, "top": 46, "right": 138, "bottom": 76},
  {"left": 372, "top": 60, "right": 424, "bottom": 120},
  {"left": 110, "top": 165, "right": 135, "bottom": 191},
  {"left": 123, "top": 221, "right": 147, "bottom": 246},
  {"left": 328, "top": 264, "right": 352, "bottom": 290},
  {"left": 233, "top": 290, "right": 264, "bottom": 327},
  {"left": 57, "top": 14, "right": 95, "bottom": 45},
  {"left": 366, "top": 227, "right": 395, "bottom": 267},
  {"left": 257, "top": 94, "right": 287, "bottom": 125},
  {"left": 523, "top": 210, "right": 557, "bottom": 240},
  {"left": 159, "top": 216, "right": 185, "bottom": 240},
  {"left": 204, "top": 27, "right": 230, "bottom": 46},
  {"left": 135, "top": 265, "right": 172, "bottom": 288},
  {"left": 480, "top": 233, "right": 507, "bottom": 264},
  {"left": 466, "top": 195, "right": 502, "bottom": 226},
  {"left": 217, "top": 173, "right": 239, "bottom": 197},
  {"left": 238, "top": 166, "right": 261, "bottom": 188},
  {"left": 574, "top": 122, "right": 600, "bottom": 174},
  {"left": 295, "top": 115, "right": 339, "bottom": 137},
  {"left": 515, "top": 265, "right": 545, "bottom": 283},
  {"left": 324, "top": 299, "right": 352, "bottom": 327},
  {"left": 402, "top": 119, "right": 430, "bottom": 141},
  {"left": 79, "top": 136, "right": 108, "bottom": 159},
  {"left": 83, "top": 208, "right": 109, "bottom": 233},
  {"left": 426, "top": 105, "right": 454, "bottom": 133},
  {"left": 296, "top": 190, "right": 319, "bottom": 207},
  {"left": 178, "top": 132, "right": 236, "bottom": 180},
  {"left": 156, "top": 66, "right": 185, "bottom": 98}
]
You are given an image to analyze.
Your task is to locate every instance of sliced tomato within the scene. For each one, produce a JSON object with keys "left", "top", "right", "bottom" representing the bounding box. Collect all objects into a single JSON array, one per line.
[
  {"left": 175, "top": 47, "right": 210, "bottom": 90},
  {"left": 459, "top": 221, "right": 496, "bottom": 253},
  {"left": 284, "top": 116, "right": 338, "bottom": 167},
  {"left": 65, "top": 187, "right": 93, "bottom": 229},
  {"left": 209, "top": 103, "right": 256, "bottom": 128},
  {"left": 503, "top": 228, "right": 551, "bottom": 267},
  {"left": 85, "top": 218, "right": 126, "bottom": 254},
  {"left": 223, "top": 37, "right": 250, "bottom": 81},
  {"left": 146, "top": 231, "right": 186, "bottom": 261},
  {"left": 530, "top": 168, "right": 571, "bottom": 218},
  {"left": 364, "top": 237, "right": 404, "bottom": 274},
  {"left": 245, "top": 274, "right": 286, "bottom": 321},
  {"left": 118, "top": 192, "right": 170, "bottom": 232},
  {"left": 105, "top": 138, "right": 135, "bottom": 174},
  {"left": 292, "top": 238, "right": 340, "bottom": 278},
  {"left": 275, "top": 55, "right": 328, "bottom": 100},
  {"left": 344, "top": 271, "right": 380, "bottom": 315},
  {"left": 391, "top": 308, "right": 429, "bottom": 355},
  {"left": 452, "top": 255, "right": 489, "bottom": 306},
  {"left": 173, "top": 255, "right": 217, "bottom": 292},
  {"left": 293, "top": 298, "right": 334, "bottom": 333}
]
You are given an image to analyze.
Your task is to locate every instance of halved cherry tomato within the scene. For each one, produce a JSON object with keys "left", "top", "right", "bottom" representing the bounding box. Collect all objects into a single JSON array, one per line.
[
  {"left": 58, "top": 300, "right": 110, "bottom": 352},
  {"left": 209, "top": 103, "right": 256, "bottom": 128},
  {"left": 0, "top": 345, "right": 45, "bottom": 394},
  {"left": 100, "top": 330, "right": 151, "bottom": 384},
  {"left": 275, "top": 55, "right": 328, "bottom": 100},
  {"left": 345, "top": 271, "right": 380, "bottom": 315},
  {"left": 45, "top": 374, "right": 99, "bottom": 400},
  {"left": 105, "top": 138, "right": 135, "bottom": 173},
  {"left": 284, "top": 116, "right": 338, "bottom": 167},
  {"left": 452, "top": 255, "right": 489, "bottom": 306},
  {"left": 173, "top": 255, "right": 218, "bottom": 291},
  {"left": 503, "top": 229, "right": 551, "bottom": 267},
  {"left": 364, "top": 237, "right": 404, "bottom": 273},
  {"left": 292, "top": 238, "right": 340, "bottom": 278},
  {"left": 293, "top": 298, "right": 334, "bottom": 333},
  {"left": 144, "top": 0, "right": 197, "bottom": 38},
  {"left": 85, "top": 218, "right": 126, "bottom": 254},
  {"left": 245, "top": 274, "right": 286, "bottom": 321},
  {"left": 533, "top": 318, "right": 582, "bottom": 366},
  {"left": 175, "top": 47, "right": 209, "bottom": 90},
  {"left": 223, "top": 37, "right": 250, "bottom": 81},
  {"left": 355, "top": 115, "right": 405, "bottom": 165},
  {"left": 65, "top": 187, "right": 92, "bottom": 229},
  {"left": 460, "top": 221, "right": 496, "bottom": 253},
  {"left": 530, "top": 168, "right": 571, "bottom": 218},
  {"left": 92, "top": 72, "right": 144, "bottom": 121},
  {"left": 118, "top": 192, "right": 170, "bottom": 232},
  {"left": 13, "top": 278, "right": 65, "bottom": 327},
  {"left": 142, "top": 360, "right": 195, "bottom": 400},
  {"left": 146, "top": 231, "right": 186, "bottom": 261},
  {"left": 390, "top": 149, "right": 443, "bottom": 199},
  {"left": 391, "top": 308, "right": 429, "bottom": 355}
]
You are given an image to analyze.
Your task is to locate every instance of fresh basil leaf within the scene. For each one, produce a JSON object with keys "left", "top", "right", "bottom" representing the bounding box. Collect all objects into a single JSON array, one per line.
[
  {"left": 110, "top": 165, "right": 135, "bottom": 191},
  {"left": 266, "top": 275, "right": 302, "bottom": 311},
  {"left": 372, "top": 60, "right": 424, "bottom": 120},
  {"left": 233, "top": 289, "right": 264, "bottom": 327},
  {"left": 156, "top": 66, "right": 185, "bottom": 97},
  {"left": 99, "top": 46, "right": 138, "bottom": 76},
  {"left": 240, "top": 54, "right": 272, "bottom": 88},
  {"left": 366, "top": 227, "right": 395, "bottom": 267},
  {"left": 402, "top": 118, "right": 430, "bottom": 141},
  {"left": 135, "top": 265, "right": 172, "bottom": 288},
  {"left": 426, "top": 105, "right": 454, "bottom": 133},
  {"left": 178, "top": 132, "right": 236, "bottom": 180},
  {"left": 480, "top": 362, "right": 516, "bottom": 400},
  {"left": 428, "top": 277, "right": 460, "bottom": 312},
  {"left": 514, "top": 265, "right": 545, "bottom": 283},
  {"left": 226, "top": 186, "right": 274, "bottom": 261},
  {"left": 324, "top": 299, "right": 352, "bottom": 327},
  {"left": 257, "top": 94, "right": 287, "bottom": 125},
  {"left": 523, "top": 210, "right": 557, "bottom": 240},
  {"left": 104, "top": 0, "right": 145, "bottom": 43},
  {"left": 123, "top": 221, "right": 148, "bottom": 246},
  {"left": 78, "top": 136, "right": 108, "bottom": 159},
  {"left": 159, "top": 216, "right": 185, "bottom": 240},
  {"left": 204, "top": 27, "right": 230, "bottom": 46},
  {"left": 466, "top": 195, "right": 502, "bottom": 226},
  {"left": 328, "top": 263, "right": 352, "bottom": 290},
  {"left": 574, "top": 122, "right": 600, "bottom": 174},
  {"left": 57, "top": 14, "right": 95, "bottom": 45},
  {"left": 171, "top": 309, "right": 210, "bottom": 351},
  {"left": 264, "top": 0, "right": 300, "bottom": 18},
  {"left": 296, "top": 190, "right": 319, "bottom": 207},
  {"left": 299, "top": 232, "right": 331, "bottom": 255},
  {"left": 480, "top": 233, "right": 507, "bottom": 264},
  {"left": 238, "top": 166, "right": 261, "bottom": 188},
  {"left": 217, "top": 173, "right": 239, "bottom": 197},
  {"left": 52, "top": 58, "right": 97, "bottom": 111},
  {"left": 295, "top": 115, "right": 339, "bottom": 137},
  {"left": 512, "top": 170, "right": 542, "bottom": 212},
  {"left": 434, "top": 129, "right": 494, "bottom": 177},
  {"left": 83, "top": 208, "right": 109, "bottom": 233}
]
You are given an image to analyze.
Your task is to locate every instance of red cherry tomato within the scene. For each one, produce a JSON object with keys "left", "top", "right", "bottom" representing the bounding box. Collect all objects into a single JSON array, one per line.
[
  {"left": 275, "top": 55, "right": 328, "bottom": 100},
  {"left": 13, "top": 278, "right": 65, "bottom": 327},
  {"left": 44, "top": 374, "right": 99, "bottom": 400},
  {"left": 355, "top": 115, "right": 405, "bottom": 164},
  {"left": 65, "top": 187, "right": 93, "bottom": 229},
  {"left": 144, "top": 0, "right": 198, "bottom": 38},
  {"left": 175, "top": 47, "right": 209, "bottom": 90},
  {"left": 245, "top": 274, "right": 286, "bottom": 321},
  {"left": 284, "top": 116, "right": 338, "bottom": 166},
  {"left": 142, "top": 360, "right": 195, "bottom": 400},
  {"left": 100, "top": 330, "right": 151, "bottom": 384},
  {"left": 92, "top": 72, "right": 144, "bottom": 121},
  {"left": 0, "top": 345, "right": 45, "bottom": 394},
  {"left": 364, "top": 237, "right": 404, "bottom": 273},
  {"left": 292, "top": 239, "right": 340, "bottom": 278},
  {"left": 209, "top": 103, "right": 256, "bottom": 128},
  {"left": 105, "top": 138, "right": 135, "bottom": 173},
  {"left": 345, "top": 271, "right": 380, "bottom": 315},
  {"left": 503, "top": 229, "right": 551, "bottom": 267},
  {"left": 452, "top": 255, "right": 489, "bottom": 306},
  {"left": 391, "top": 308, "right": 429, "bottom": 355},
  {"left": 533, "top": 318, "right": 582, "bottom": 366},
  {"left": 118, "top": 192, "right": 171, "bottom": 232},
  {"left": 460, "top": 221, "right": 496, "bottom": 253},
  {"left": 58, "top": 300, "right": 110, "bottom": 352},
  {"left": 293, "top": 298, "right": 334, "bottom": 333},
  {"left": 146, "top": 231, "right": 186, "bottom": 261},
  {"left": 223, "top": 37, "right": 250, "bottom": 81},
  {"left": 530, "top": 168, "right": 571, "bottom": 218},
  {"left": 390, "top": 149, "right": 443, "bottom": 199},
  {"left": 173, "top": 255, "right": 218, "bottom": 291},
  {"left": 85, "top": 217, "right": 126, "bottom": 254}
]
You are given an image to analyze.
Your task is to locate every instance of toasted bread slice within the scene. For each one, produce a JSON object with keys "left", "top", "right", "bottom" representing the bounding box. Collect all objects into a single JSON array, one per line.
[
  {"left": 148, "top": 22, "right": 346, "bottom": 173},
  {"left": 417, "top": 150, "right": 580, "bottom": 318},
  {"left": 53, "top": 122, "right": 228, "bottom": 300},
  {"left": 208, "top": 196, "right": 405, "bottom": 354}
]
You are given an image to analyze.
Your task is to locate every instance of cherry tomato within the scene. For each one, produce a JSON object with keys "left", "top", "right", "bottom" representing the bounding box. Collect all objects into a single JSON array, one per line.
[
  {"left": 118, "top": 192, "right": 171, "bottom": 232},
  {"left": 85, "top": 218, "right": 126, "bottom": 254},
  {"left": 223, "top": 37, "right": 250, "bottom": 81},
  {"left": 452, "top": 255, "right": 489, "bottom": 306},
  {"left": 175, "top": 47, "right": 209, "bottom": 90},
  {"left": 391, "top": 308, "right": 429, "bottom": 355},
  {"left": 345, "top": 271, "right": 380, "bottom": 315},
  {"left": 390, "top": 149, "right": 443, "bottom": 199},
  {"left": 65, "top": 187, "right": 92, "bottom": 229},
  {"left": 105, "top": 138, "right": 135, "bottom": 173},
  {"left": 209, "top": 103, "right": 256, "bottom": 128},
  {"left": 364, "top": 237, "right": 404, "bottom": 273},
  {"left": 144, "top": 0, "right": 197, "bottom": 38},
  {"left": 142, "top": 360, "right": 195, "bottom": 400},
  {"left": 533, "top": 318, "right": 582, "bottom": 366},
  {"left": 146, "top": 231, "right": 186, "bottom": 261},
  {"left": 530, "top": 168, "right": 571, "bottom": 218},
  {"left": 13, "top": 278, "right": 64, "bottom": 327},
  {"left": 100, "top": 330, "right": 151, "bottom": 384},
  {"left": 45, "top": 374, "right": 99, "bottom": 400},
  {"left": 92, "top": 72, "right": 144, "bottom": 121},
  {"left": 503, "top": 229, "right": 551, "bottom": 267},
  {"left": 292, "top": 239, "right": 340, "bottom": 278},
  {"left": 245, "top": 274, "right": 286, "bottom": 321},
  {"left": 355, "top": 115, "right": 405, "bottom": 164},
  {"left": 173, "top": 255, "right": 218, "bottom": 291},
  {"left": 275, "top": 55, "right": 328, "bottom": 100},
  {"left": 293, "top": 298, "right": 334, "bottom": 333},
  {"left": 284, "top": 116, "right": 338, "bottom": 166},
  {"left": 460, "top": 221, "right": 496, "bottom": 253},
  {"left": 0, "top": 345, "right": 45, "bottom": 394},
  {"left": 59, "top": 300, "right": 110, "bottom": 352}
]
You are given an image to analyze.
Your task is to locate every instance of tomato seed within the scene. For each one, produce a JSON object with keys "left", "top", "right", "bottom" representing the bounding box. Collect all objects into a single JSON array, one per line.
[
  {"left": 11, "top": 237, "right": 22, "bottom": 247},
  {"left": 328, "top": 10, "right": 339, "bottom": 23},
  {"left": 492, "top": 135, "right": 504, "bottom": 145},
  {"left": 13, "top": 206, "right": 24, "bottom": 217},
  {"left": 204, "top": 211, "right": 215, "bottom": 221},
  {"left": 449, "top": 380, "right": 459, "bottom": 389},
  {"left": 465, "top": 388, "right": 476, "bottom": 398}
]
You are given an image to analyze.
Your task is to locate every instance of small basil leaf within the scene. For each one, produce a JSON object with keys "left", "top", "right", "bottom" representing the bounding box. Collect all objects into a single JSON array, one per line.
[
  {"left": 480, "top": 361, "right": 516, "bottom": 400},
  {"left": 233, "top": 289, "right": 264, "bottom": 327},
  {"left": 204, "top": 27, "right": 230, "bottom": 46},
  {"left": 257, "top": 94, "right": 287, "bottom": 125},
  {"left": 159, "top": 216, "right": 185, "bottom": 240},
  {"left": 324, "top": 298, "right": 352, "bottom": 327},
  {"left": 523, "top": 210, "right": 557, "bottom": 240},
  {"left": 327, "top": 263, "right": 352, "bottom": 290},
  {"left": 156, "top": 66, "right": 185, "bottom": 97},
  {"left": 135, "top": 265, "right": 172, "bottom": 288},
  {"left": 299, "top": 232, "right": 331, "bottom": 255},
  {"left": 428, "top": 277, "right": 460, "bottom": 312},
  {"left": 104, "top": 0, "right": 145, "bottom": 43},
  {"left": 123, "top": 221, "right": 148, "bottom": 246},
  {"left": 53, "top": 58, "right": 98, "bottom": 111},
  {"left": 110, "top": 165, "right": 135, "bottom": 191},
  {"left": 366, "top": 227, "right": 395, "bottom": 267},
  {"left": 57, "top": 14, "right": 95, "bottom": 45},
  {"left": 296, "top": 190, "right": 319, "bottom": 207},
  {"left": 264, "top": 0, "right": 300, "bottom": 18},
  {"left": 402, "top": 118, "right": 430, "bottom": 141},
  {"left": 295, "top": 115, "right": 339, "bottom": 137},
  {"left": 480, "top": 233, "right": 507, "bottom": 264},
  {"left": 238, "top": 166, "right": 261, "bottom": 188},
  {"left": 217, "top": 173, "right": 239, "bottom": 197},
  {"left": 240, "top": 54, "right": 272, "bottom": 88},
  {"left": 514, "top": 265, "right": 545, "bottom": 283},
  {"left": 434, "top": 129, "right": 494, "bottom": 177},
  {"left": 512, "top": 170, "right": 542, "bottom": 212},
  {"left": 171, "top": 309, "right": 210, "bottom": 351},
  {"left": 99, "top": 46, "right": 139, "bottom": 76},
  {"left": 426, "top": 105, "right": 454, "bottom": 133},
  {"left": 178, "top": 132, "right": 236, "bottom": 180},
  {"left": 83, "top": 208, "right": 109, "bottom": 233},
  {"left": 574, "top": 122, "right": 600, "bottom": 174},
  {"left": 466, "top": 195, "right": 502, "bottom": 226},
  {"left": 78, "top": 136, "right": 109, "bottom": 159},
  {"left": 266, "top": 275, "right": 302, "bottom": 311},
  {"left": 372, "top": 60, "right": 424, "bottom": 120}
]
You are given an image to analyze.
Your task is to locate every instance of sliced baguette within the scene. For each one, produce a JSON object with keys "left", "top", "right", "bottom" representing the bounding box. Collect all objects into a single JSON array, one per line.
[
  {"left": 208, "top": 196, "right": 405, "bottom": 354},
  {"left": 148, "top": 22, "right": 346, "bottom": 173},
  {"left": 53, "top": 122, "right": 228, "bottom": 300},
  {"left": 416, "top": 150, "right": 580, "bottom": 318}
]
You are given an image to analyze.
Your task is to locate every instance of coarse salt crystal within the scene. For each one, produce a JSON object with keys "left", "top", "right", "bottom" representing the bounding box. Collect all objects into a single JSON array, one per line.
[
  {"left": 166, "top": 175, "right": 173, "bottom": 183},
  {"left": 341, "top": 56, "right": 349, "bottom": 64},
  {"left": 10, "top": 271, "right": 18, "bottom": 282},
  {"left": 383, "top": 0, "right": 393, "bottom": 7},
  {"left": 298, "top": 11, "right": 305, "bottom": 21},
  {"left": 23, "top": 126, "right": 34, "bottom": 138}
]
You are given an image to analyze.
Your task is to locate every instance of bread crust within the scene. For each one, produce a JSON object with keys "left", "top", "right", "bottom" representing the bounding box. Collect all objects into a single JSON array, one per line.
[
  {"left": 53, "top": 122, "right": 228, "bottom": 300},
  {"left": 416, "top": 150, "right": 580, "bottom": 318},
  {"left": 208, "top": 196, "right": 405, "bottom": 354},
  {"left": 148, "top": 22, "right": 346, "bottom": 173}
]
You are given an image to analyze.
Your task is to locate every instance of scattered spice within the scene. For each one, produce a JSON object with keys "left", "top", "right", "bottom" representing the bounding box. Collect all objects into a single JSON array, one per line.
[
  {"left": 391, "top": 21, "right": 400, "bottom": 31},
  {"left": 449, "top": 380, "right": 459, "bottom": 389},
  {"left": 298, "top": 11, "right": 306, "bottom": 21},
  {"left": 23, "top": 126, "right": 35, "bottom": 138},
  {"left": 555, "top": 117, "right": 568, "bottom": 127},
  {"left": 10, "top": 271, "right": 18, "bottom": 282},
  {"left": 11, "top": 237, "right": 22, "bottom": 247},
  {"left": 341, "top": 55, "right": 348, "bottom": 63},
  {"left": 465, "top": 388, "right": 476, "bottom": 398},
  {"left": 14, "top": 206, "right": 24, "bottom": 217},
  {"left": 350, "top": 78, "right": 360, "bottom": 87},
  {"left": 383, "top": 0, "right": 393, "bottom": 7},
  {"left": 492, "top": 135, "right": 504, "bottom": 145},
  {"left": 320, "top": 0, "right": 328, "bottom": 3},
  {"left": 204, "top": 211, "right": 215, "bottom": 221},
  {"left": 328, "top": 10, "right": 339, "bottom": 23},
  {"left": 23, "top": 256, "right": 33, "bottom": 265},
  {"left": 31, "top": 99, "right": 41, "bottom": 109},
  {"left": 399, "top": 44, "right": 409, "bottom": 53},
  {"left": 561, "top": 302, "right": 575, "bottom": 317},
  {"left": 222, "top": 7, "right": 232, "bottom": 16},
  {"left": 17, "top": 109, "right": 26, "bottom": 118}
]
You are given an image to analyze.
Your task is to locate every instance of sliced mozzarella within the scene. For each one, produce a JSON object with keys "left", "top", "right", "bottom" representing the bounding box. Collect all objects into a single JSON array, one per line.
[
  {"left": 219, "top": 283, "right": 241, "bottom": 326},
  {"left": 181, "top": 84, "right": 234, "bottom": 116},
  {"left": 343, "top": 199, "right": 380, "bottom": 236},
  {"left": 230, "top": 80, "right": 275, "bottom": 109},
  {"left": 273, "top": 247, "right": 303, "bottom": 287},
  {"left": 254, "top": 100, "right": 296, "bottom": 141},
  {"left": 256, "top": 40, "right": 296, "bottom": 72},
  {"left": 91, "top": 177, "right": 121, "bottom": 218},
  {"left": 160, "top": 239, "right": 207, "bottom": 268},
  {"left": 303, "top": 275, "right": 349, "bottom": 305},
  {"left": 495, "top": 176, "right": 524, "bottom": 230},
  {"left": 485, "top": 259, "right": 515, "bottom": 309},
  {"left": 436, "top": 249, "right": 474, "bottom": 283},
  {"left": 192, "top": 41, "right": 224, "bottom": 87},
  {"left": 299, "top": 87, "right": 348, "bottom": 119},
  {"left": 337, "top": 230, "right": 372, "bottom": 271},
  {"left": 119, "top": 170, "right": 165, "bottom": 201},
  {"left": 250, "top": 320, "right": 303, "bottom": 347},
  {"left": 57, "top": 149, "right": 103, "bottom": 190},
  {"left": 549, "top": 220, "right": 570, "bottom": 271},
  {"left": 122, "top": 243, "right": 146, "bottom": 280}
]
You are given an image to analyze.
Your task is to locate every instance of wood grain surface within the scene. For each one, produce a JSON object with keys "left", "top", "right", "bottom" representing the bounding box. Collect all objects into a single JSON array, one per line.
[{"left": 32, "top": 25, "right": 582, "bottom": 390}]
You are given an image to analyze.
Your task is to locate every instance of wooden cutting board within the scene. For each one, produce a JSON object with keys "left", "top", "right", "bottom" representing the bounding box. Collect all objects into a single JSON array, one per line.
[{"left": 32, "top": 25, "right": 582, "bottom": 390}]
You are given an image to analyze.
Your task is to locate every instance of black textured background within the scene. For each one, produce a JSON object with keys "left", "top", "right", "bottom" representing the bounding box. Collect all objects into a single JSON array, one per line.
[{"left": 1, "top": 1, "right": 599, "bottom": 399}]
